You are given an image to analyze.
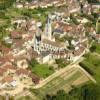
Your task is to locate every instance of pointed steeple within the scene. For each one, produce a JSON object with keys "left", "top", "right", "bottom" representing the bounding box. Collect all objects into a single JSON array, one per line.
[
  {"left": 45, "top": 14, "right": 52, "bottom": 40},
  {"left": 35, "top": 27, "right": 41, "bottom": 42}
]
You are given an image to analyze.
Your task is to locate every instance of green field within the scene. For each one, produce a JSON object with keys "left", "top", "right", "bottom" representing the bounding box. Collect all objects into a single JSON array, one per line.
[
  {"left": 31, "top": 64, "right": 54, "bottom": 78},
  {"left": 29, "top": 59, "right": 54, "bottom": 78},
  {"left": 80, "top": 53, "right": 100, "bottom": 83}
]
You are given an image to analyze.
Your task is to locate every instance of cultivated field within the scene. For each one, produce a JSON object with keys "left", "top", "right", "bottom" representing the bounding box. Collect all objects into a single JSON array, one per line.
[{"left": 29, "top": 66, "right": 90, "bottom": 100}]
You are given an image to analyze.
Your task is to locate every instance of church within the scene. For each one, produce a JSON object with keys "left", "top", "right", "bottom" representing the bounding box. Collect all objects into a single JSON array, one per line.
[
  {"left": 33, "top": 14, "right": 67, "bottom": 63},
  {"left": 33, "top": 14, "right": 66, "bottom": 54}
]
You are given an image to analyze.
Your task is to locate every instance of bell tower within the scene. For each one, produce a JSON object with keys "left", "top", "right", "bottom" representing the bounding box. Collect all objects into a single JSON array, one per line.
[{"left": 34, "top": 27, "right": 41, "bottom": 54}]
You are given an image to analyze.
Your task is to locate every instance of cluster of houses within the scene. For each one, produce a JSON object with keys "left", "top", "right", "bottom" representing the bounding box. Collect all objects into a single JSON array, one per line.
[
  {"left": 0, "top": 48, "right": 39, "bottom": 90},
  {"left": 15, "top": 0, "right": 100, "bottom": 17},
  {"left": 16, "top": 0, "right": 65, "bottom": 9},
  {"left": 0, "top": 28, "right": 40, "bottom": 91},
  {"left": 0, "top": 63, "right": 39, "bottom": 89},
  {"left": 31, "top": 13, "right": 90, "bottom": 63},
  {"left": 66, "top": 0, "right": 100, "bottom": 14}
]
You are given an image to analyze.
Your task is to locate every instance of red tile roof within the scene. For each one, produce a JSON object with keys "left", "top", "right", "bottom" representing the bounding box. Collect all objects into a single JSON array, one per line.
[
  {"left": 73, "top": 47, "right": 85, "bottom": 56},
  {"left": 0, "top": 57, "right": 9, "bottom": 65},
  {"left": 16, "top": 68, "right": 30, "bottom": 76},
  {"left": 1, "top": 76, "right": 13, "bottom": 84},
  {"left": 3, "top": 64, "right": 16, "bottom": 70},
  {"left": 10, "top": 31, "right": 22, "bottom": 39},
  {"left": 0, "top": 68, "right": 7, "bottom": 76},
  {"left": 0, "top": 45, "right": 11, "bottom": 54},
  {"left": 0, "top": 54, "right": 14, "bottom": 65},
  {"left": 29, "top": 73, "right": 40, "bottom": 84}
]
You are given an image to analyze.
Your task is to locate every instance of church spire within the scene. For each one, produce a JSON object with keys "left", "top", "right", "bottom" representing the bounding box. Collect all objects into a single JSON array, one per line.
[{"left": 45, "top": 14, "right": 52, "bottom": 40}]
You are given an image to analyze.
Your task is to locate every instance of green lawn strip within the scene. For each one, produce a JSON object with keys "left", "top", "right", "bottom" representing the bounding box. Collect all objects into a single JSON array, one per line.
[{"left": 29, "top": 59, "right": 54, "bottom": 78}]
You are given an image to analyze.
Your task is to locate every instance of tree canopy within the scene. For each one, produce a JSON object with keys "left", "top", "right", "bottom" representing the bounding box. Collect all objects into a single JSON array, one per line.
[
  {"left": 86, "top": 0, "right": 99, "bottom": 3},
  {"left": 45, "top": 84, "right": 100, "bottom": 100},
  {"left": 0, "top": 0, "right": 16, "bottom": 10}
]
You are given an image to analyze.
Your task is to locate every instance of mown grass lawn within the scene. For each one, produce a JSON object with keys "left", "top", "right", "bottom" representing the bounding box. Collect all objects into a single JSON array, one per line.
[
  {"left": 29, "top": 59, "right": 54, "bottom": 78},
  {"left": 80, "top": 53, "right": 100, "bottom": 83},
  {"left": 31, "top": 64, "right": 54, "bottom": 78}
]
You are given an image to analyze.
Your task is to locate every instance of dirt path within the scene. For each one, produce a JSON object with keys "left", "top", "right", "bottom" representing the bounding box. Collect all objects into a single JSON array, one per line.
[
  {"left": 15, "top": 90, "right": 39, "bottom": 100},
  {"left": 72, "top": 75, "right": 89, "bottom": 86}
]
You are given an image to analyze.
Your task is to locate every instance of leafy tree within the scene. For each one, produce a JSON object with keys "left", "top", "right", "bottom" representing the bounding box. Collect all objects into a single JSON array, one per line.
[
  {"left": 45, "top": 90, "right": 71, "bottom": 100},
  {"left": 0, "top": 26, "right": 6, "bottom": 40},
  {"left": 0, "top": 0, "right": 16, "bottom": 10},
  {"left": 29, "top": 59, "right": 38, "bottom": 68},
  {"left": 55, "top": 59, "right": 69, "bottom": 68},
  {"left": 45, "top": 84, "right": 100, "bottom": 100},
  {"left": 90, "top": 45, "right": 96, "bottom": 52},
  {"left": 70, "top": 14, "right": 79, "bottom": 25},
  {"left": 86, "top": 0, "right": 99, "bottom": 3},
  {"left": 96, "top": 19, "right": 100, "bottom": 34},
  {"left": 70, "top": 84, "right": 100, "bottom": 100},
  {"left": 26, "top": 0, "right": 32, "bottom": 2}
]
